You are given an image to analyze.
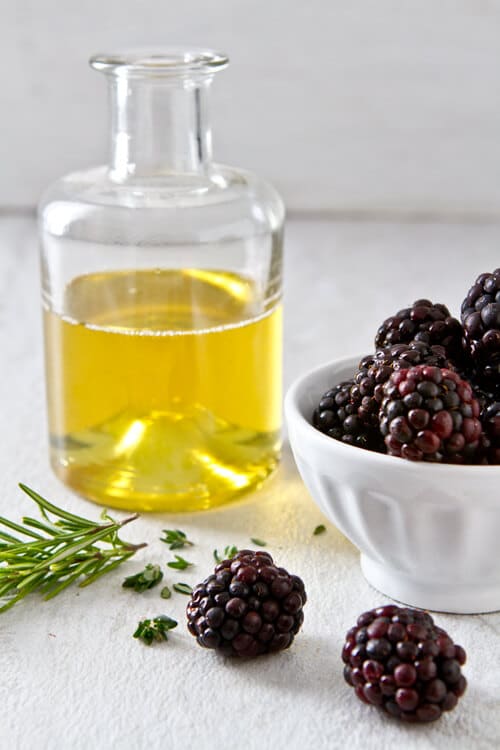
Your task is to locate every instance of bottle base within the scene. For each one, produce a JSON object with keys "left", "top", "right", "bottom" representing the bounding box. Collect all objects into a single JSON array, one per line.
[
  {"left": 48, "top": 408, "right": 281, "bottom": 512},
  {"left": 50, "top": 455, "right": 279, "bottom": 512}
]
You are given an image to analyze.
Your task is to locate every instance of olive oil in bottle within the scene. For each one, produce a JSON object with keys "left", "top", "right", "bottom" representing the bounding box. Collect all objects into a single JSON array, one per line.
[{"left": 44, "top": 268, "right": 282, "bottom": 511}]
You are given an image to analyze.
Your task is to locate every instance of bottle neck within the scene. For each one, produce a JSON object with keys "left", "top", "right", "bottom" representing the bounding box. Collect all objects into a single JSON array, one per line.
[{"left": 108, "top": 75, "right": 213, "bottom": 180}]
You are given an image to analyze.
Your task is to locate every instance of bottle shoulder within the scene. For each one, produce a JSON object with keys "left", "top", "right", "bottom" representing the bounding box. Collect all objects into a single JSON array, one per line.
[
  {"left": 39, "top": 165, "right": 285, "bottom": 244},
  {"left": 39, "top": 163, "right": 284, "bottom": 241}
]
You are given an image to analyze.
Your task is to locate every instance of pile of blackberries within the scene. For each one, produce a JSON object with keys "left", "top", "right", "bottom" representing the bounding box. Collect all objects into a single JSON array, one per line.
[{"left": 313, "top": 269, "right": 500, "bottom": 464}]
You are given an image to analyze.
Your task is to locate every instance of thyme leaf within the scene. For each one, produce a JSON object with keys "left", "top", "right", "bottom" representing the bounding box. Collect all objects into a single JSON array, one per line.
[
  {"left": 167, "top": 555, "right": 192, "bottom": 571},
  {"left": 172, "top": 582, "right": 192, "bottom": 596},
  {"left": 250, "top": 538, "right": 267, "bottom": 547}
]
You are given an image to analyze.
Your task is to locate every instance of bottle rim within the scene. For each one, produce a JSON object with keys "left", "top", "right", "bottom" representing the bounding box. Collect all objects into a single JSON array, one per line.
[{"left": 90, "top": 48, "right": 229, "bottom": 77}]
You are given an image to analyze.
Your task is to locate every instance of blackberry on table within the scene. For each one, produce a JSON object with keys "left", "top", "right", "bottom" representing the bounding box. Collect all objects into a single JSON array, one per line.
[
  {"left": 375, "top": 300, "right": 463, "bottom": 362},
  {"left": 342, "top": 605, "right": 467, "bottom": 723},
  {"left": 461, "top": 268, "right": 500, "bottom": 384},
  {"left": 186, "top": 550, "right": 306, "bottom": 658},
  {"left": 379, "top": 365, "right": 482, "bottom": 463},
  {"left": 312, "top": 379, "right": 383, "bottom": 452}
]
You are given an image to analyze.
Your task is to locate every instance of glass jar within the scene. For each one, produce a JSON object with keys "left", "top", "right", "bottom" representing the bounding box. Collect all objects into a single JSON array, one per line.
[{"left": 39, "top": 49, "right": 284, "bottom": 513}]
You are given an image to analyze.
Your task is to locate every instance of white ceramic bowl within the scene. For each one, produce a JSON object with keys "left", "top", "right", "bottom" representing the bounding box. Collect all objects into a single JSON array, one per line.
[{"left": 285, "top": 355, "right": 500, "bottom": 614}]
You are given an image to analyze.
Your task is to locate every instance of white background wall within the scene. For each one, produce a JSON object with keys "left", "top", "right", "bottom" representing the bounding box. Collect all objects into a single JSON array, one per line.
[{"left": 2, "top": 0, "right": 500, "bottom": 216}]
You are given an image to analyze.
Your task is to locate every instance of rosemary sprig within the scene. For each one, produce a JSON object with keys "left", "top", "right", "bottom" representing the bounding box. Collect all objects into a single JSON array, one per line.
[
  {"left": 122, "top": 564, "right": 163, "bottom": 592},
  {"left": 167, "top": 555, "right": 192, "bottom": 571},
  {"left": 160, "top": 529, "right": 194, "bottom": 550},
  {"left": 133, "top": 615, "right": 177, "bottom": 645},
  {"left": 0, "top": 484, "right": 146, "bottom": 613},
  {"left": 213, "top": 545, "right": 238, "bottom": 563}
]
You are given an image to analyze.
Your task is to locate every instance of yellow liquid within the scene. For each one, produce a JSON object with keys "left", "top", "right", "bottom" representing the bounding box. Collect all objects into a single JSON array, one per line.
[{"left": 44, "top": 269, "right": 282, "bottom": 512}]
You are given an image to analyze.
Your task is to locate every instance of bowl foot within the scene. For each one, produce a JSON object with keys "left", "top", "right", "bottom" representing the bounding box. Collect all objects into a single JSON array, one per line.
[{"left": 360, "top": 554, "right": 500, "bottom": 614}]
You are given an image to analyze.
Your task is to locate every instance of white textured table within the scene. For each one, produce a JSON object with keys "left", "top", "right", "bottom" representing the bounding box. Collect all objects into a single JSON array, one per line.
[{"left": 1, "top": 216, "right": 499, "bottom": 750}]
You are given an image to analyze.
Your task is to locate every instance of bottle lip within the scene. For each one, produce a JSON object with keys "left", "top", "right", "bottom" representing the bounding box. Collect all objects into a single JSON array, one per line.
[{"left": 89, "top": 48, "right": 229, "bottom": 77}]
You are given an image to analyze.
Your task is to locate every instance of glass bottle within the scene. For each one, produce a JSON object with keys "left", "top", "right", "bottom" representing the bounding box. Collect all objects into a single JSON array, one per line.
[{"left": 39, "top": 49, "right": 284, "bottom": 513}]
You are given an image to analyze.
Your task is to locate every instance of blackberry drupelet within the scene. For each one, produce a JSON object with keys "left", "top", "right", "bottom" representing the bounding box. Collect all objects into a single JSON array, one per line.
[
  {"left": 312, "top": 379, "right": 383, "bottom": 451},
  {"left": 186, "top": 550, "right": 306, "bottom": 657},
  {"left": 342, "top": 605, "right": 467, "bottom": 723},
  {"left": 379, "top": 365, "right": 482, "bottom": 463},
  {"left": 375, "top": 300, "right": 463, "bottom": 362},
  {"left": 461, "top": 268, "right": 500, "bottom": 384},
  {"left": 352, "top": 342, "right": 452, "bottom": 430}
]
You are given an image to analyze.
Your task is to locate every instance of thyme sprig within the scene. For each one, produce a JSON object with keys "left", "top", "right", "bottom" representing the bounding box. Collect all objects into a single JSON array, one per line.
[
  {"left": 0, "top": 484, "right": 146, "bottom": 613},
  {"left": 133, "top": 615, "right": 177, "bottom": 645},
  {"left": 213, "top": 545, "right": 238, "bottom": 563},
  {"left": 160, "top": 529, "right": 194, "bottom": 550},
  {"left": 123, "top": 563, "right": 163, "bottom": 592}
]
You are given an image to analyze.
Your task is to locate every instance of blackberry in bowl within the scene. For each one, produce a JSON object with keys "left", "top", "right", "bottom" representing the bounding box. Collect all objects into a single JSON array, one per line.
[
  {"left": 285, "top": 355, "right": 500, "bottom": 613},
  {"left": 313, "top": 342, "right": 451, "bottom": 454},
  {"left": 375, "top": 300, "right": 463, "bottom": 362},
  {"left": 461, "top": 269, "right": 500, "bottom": 384},
  {"left": 379, "top": 365, "right": 482, "bottom": 463},
  {"left": 342, "top": 605, "right": 467, "bottom": 723}
]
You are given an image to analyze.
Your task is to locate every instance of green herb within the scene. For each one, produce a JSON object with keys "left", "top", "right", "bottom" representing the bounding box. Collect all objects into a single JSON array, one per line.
[
  {"left": 160, "top": 529, "right": 194, "bottom": 550},
  {"left": 213, "top": 545, "right": 239, "bottom": 563},
  {"left": 0, "top": 484, "right": 146, "bottom": 613},
  {"left": 160, "top": 585, "right": 172, "bottom": 600},
  {"left": 133, "top": 615, "right": 177, "bottom": 645},
  {"left": 122, "top": 563, "right": 163, "bottom": 592},
  {"left": 250, "top": 538, "right": 267, "bottom": 547},
  {"left": 172, "top": 582, "right": 192, "bottom": 595},
  {"left": 167, "top": 555, "right": 192, "bottom": 571},
  {"left": 313, "top": 524, "right": 326, "bottom": 536}
]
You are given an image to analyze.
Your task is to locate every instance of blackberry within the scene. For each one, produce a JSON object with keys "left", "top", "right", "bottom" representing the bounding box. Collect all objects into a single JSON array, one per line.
[
  {"left": 464, "top": 375, "right": 500, "bottom": 411},
  {"left": 312, "top": 379, "right": 383, "bottom": 451},
  {"left": 461, "top": 268, "right": 500, "bottom": 384},
  {"left": 375, "top": 300, "right": 463, "bottom": 362},
  {"left": 186, "top": 550, "right": 306, "bottom": 658},
  {"left": 352, "top": 342, "right": 452, "bottom": 430},
  {"left": 379, "top": 365, "right": 482, "bottom": 463},
  {"left": 480, "top": 401, "right": 500, "bottom": 464},
  {"left": 342, "top": 605, "right": 467, "bottom": 723}
]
